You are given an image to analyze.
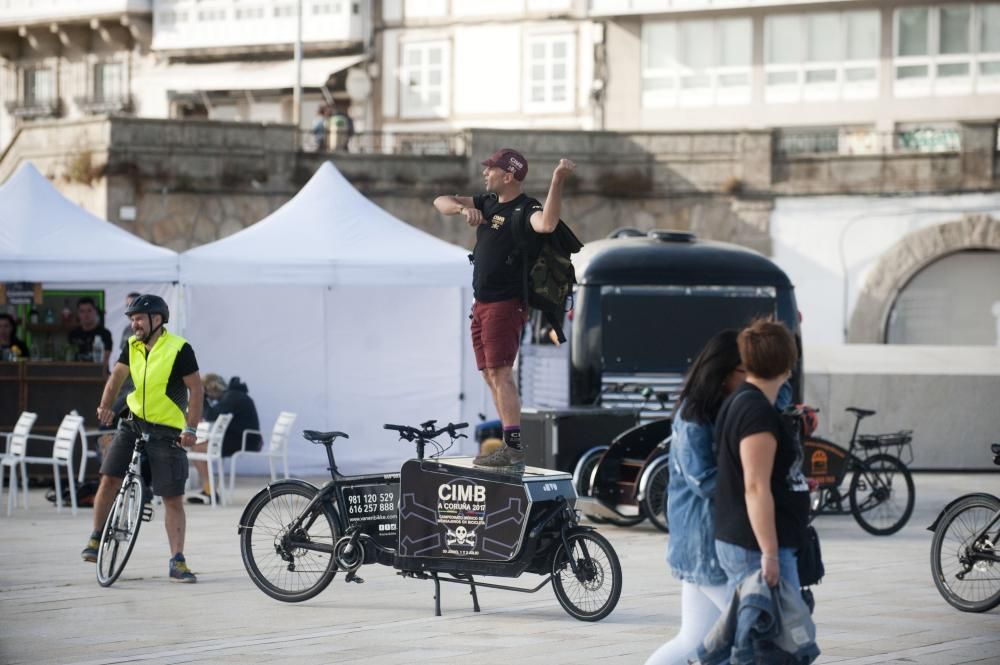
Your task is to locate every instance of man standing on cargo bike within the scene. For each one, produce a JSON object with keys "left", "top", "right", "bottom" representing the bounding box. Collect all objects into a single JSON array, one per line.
[{"left": 434, "top": 149, "right": 575, "bottom": 472}]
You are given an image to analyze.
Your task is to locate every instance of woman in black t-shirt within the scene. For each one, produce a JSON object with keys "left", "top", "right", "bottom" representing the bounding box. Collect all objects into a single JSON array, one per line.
[{"left": 713, "top": 320, "right": 809, "bottom": 591}]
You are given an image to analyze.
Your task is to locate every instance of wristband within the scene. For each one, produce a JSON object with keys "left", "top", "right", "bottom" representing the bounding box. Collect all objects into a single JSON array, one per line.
[
  {"left": 458, "top": 205, "right": 466, "bottom": 214},
  {"left": 762, "top": 553, "right": 779, "bottom": 562},
  {"left": 183, "top": 427, "right": 197, "bottom": 435}
]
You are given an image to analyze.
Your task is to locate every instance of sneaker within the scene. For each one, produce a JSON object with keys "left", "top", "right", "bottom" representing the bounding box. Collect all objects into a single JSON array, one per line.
[
  {"left": 185, "top": 490, "right": 220, "bottom": 505},
  {"left": 169, "top": 554, "right": 197, "bottom": 583},
  {"left": 473, "top": 444, "right": 525, "bottom": 472},
  {"left": 81, "top": 533, "right": 100, "bottom": 563}
]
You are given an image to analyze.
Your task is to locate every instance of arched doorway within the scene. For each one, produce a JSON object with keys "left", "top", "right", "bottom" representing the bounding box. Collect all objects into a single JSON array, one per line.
[
  {"left": 885, "top": 249, "right": 1000, "bottom": 345},
  {"left": 848, "top": 215, "right": 1000, "bottom": 343}
]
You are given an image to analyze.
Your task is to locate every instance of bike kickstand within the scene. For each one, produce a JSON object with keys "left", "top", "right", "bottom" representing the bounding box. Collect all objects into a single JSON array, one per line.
[
  {"left": 467, "top": 575, "right": 480, "bottom": 613},
  {"left": 432, "top": 572, "right": 442, "bottom": 617}
]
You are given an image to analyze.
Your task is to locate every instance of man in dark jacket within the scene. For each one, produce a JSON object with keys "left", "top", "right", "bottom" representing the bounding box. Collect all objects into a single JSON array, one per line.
[{"left": 188, "top": 374, "right": 261, "bottom": 503}]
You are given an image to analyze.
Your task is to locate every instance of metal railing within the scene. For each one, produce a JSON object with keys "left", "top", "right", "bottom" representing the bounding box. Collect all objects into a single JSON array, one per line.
[
  {"left": 299, "top": 130, "right": 467, "bottom": 157},
  {"left": 776, "top": 128, "right": 962, "bottom": 157}
]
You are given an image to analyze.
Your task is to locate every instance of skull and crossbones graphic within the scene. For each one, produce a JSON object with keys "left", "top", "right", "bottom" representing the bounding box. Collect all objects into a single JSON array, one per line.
[{"left": 445, "top": 525, "right": 477, "bottom": 547}]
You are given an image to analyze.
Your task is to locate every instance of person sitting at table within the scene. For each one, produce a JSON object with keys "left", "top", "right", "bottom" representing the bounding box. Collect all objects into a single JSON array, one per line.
[
  {"left": 68, "top": 298, "right": 113, "bottom": 363},
  {"left": 187, "top": 373, "right": 262, "bottom": 504},
  {"left": 0, "top": 313, "right": 28, "bottom": 359}
]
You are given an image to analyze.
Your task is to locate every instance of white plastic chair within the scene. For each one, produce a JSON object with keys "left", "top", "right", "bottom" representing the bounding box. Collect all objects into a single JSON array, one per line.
[
  {"left": 69, "top": 409, "right": 101, "bottom": 484},
  {"left": 186, "top": 414, "right": 232, "bottom": 508},
  {"left": 4, "top": 413, "right": 84, "bottom": 516},
  {"left": 1, "top": 411, "right": 38, "bottom": 516},
  {"left": 228, "top": 411, "right": 296, "bottom": 495}
]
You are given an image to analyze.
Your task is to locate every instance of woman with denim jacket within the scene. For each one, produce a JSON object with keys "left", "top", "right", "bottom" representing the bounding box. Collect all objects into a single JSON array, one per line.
[{"left": 645, "top": 330, "right": 746, "bottom": 665}]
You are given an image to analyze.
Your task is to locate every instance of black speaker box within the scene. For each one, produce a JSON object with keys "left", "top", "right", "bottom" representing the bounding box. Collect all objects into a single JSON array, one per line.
[{"left": 520, "top": 407, "right": 640, "bottom": 473}]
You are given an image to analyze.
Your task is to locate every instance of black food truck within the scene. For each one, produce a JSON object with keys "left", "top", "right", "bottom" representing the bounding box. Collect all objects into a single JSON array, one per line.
[{"left": 520, "top": 229, "right": 803, "bottom": 477}]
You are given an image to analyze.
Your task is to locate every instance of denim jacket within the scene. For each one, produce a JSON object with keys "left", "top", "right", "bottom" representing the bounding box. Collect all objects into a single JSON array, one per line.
[
  {"left": 696, "top": 573, "right": 820, "bottom": 665},
  {"left": 666, "top": 407, "right": 728, "bottom": 586}
]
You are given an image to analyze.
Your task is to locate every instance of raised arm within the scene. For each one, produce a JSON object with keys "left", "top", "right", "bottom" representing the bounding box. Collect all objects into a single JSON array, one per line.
[{"left": 530, "top": 158, "right": 576, "bottom": 234}]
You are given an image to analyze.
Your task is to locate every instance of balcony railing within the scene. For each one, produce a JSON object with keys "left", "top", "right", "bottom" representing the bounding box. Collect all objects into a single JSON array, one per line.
[
  {"left": 776, "top": 128, "right": 962, "bottom": 157},
  {"left": 4, "top": 98, "right": 61, "bottom": 119},
  {"left": 299, "top": 130, "right": 467, "bottom": 157},
  {"left": 75, "top": 94, "right": 133, "bottom": 114}
]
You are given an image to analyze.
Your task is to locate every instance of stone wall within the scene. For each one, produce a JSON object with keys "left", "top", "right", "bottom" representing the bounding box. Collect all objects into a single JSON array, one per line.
[{"left": 0, "top": 116, "right": 996, "bottom": 253}]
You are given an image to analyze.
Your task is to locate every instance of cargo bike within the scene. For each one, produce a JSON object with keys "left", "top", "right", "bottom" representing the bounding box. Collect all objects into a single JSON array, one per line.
[{"left": 237, "top": 420, "right": 622, "bottom": 621}]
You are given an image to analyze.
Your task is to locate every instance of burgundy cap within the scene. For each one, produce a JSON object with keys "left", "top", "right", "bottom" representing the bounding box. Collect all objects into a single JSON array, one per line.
[{"left": 482, "top": 148, "right": 528, "bottom": 181}]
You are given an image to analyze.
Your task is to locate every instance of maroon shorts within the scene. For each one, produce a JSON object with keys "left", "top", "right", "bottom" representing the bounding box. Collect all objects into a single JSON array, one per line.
[{"left": 470, "top": 298, "right": 527, "bottom": 370}]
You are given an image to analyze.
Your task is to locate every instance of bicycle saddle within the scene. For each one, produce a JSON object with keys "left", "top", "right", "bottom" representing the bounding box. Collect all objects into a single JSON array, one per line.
[
  {"left": 302, "top": 430, "right": 350, "bottom": 444},
  {"left": 845, "top": 407, "right": 876, "bottom": 418}
]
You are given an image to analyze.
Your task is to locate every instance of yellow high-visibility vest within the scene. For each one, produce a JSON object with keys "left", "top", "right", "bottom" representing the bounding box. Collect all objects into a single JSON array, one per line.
[{"left": 125, "top": 330, "right": 190, "bottom": 430}]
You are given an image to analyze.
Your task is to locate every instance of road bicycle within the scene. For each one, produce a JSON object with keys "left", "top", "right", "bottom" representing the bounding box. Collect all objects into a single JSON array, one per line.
[
  {"left": 803, "top": 407, "right": 915, "bottom": 536},
  {"left": 928, "top": 443, "right": 1000, "bottom": 613},
  {"left": 96, "top": 434, "right": 154, "bottom": 587},
  {"left": 237, "top": 420, "right": 622, "bottom": 621}
]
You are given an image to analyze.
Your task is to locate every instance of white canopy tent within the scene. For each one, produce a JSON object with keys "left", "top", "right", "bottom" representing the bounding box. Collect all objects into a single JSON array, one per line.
[
  {"left": 180, "top": 162, "right": 483, "bottom": 475},
  {"left": 0, "top": 162, "right": 180, "bottom": 353}
]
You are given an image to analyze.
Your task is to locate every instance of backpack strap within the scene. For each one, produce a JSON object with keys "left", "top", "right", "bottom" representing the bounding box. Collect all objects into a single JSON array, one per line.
[{"left": 510, "top": 204, "right": 531, "bottom": 306}]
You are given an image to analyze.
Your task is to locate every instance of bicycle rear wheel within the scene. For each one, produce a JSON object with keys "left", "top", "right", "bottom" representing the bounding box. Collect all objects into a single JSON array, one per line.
[
  {"left": 97, "top": 475, "right": 144, "bottom": 587},
  {"left": 848, "top": 453, "right": 914, "bottom": 536},
  {"left": 240, "top": 482, "right": 339, "bottom": 602},
  {"left": 551, "top": 530, "right": 622, "bottom": 621},
  {"left": 931, "top": 494, "right": 1000, "bottom": 612},
  {"left": 642, "top": 462, "right": 669, "bottom": 533}
]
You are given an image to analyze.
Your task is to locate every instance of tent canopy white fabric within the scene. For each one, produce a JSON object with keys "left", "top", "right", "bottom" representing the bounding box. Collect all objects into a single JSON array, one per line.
[
  {"left": 179, "top": 162, "right": 480, "bottom": 475},
  {"left": 181, "top": 161, "right": 470, "bottom": 286},
  {"left": 0, "top": 162, "right": 179, "bottom": 282}
]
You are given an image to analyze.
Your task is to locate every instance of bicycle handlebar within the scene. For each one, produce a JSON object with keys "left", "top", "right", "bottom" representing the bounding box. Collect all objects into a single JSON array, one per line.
[{"left": 383, "top": 421, "right": 469, "bottom": 441}]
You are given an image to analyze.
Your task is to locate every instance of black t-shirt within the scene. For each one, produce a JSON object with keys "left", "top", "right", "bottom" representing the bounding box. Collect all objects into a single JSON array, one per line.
[
  {"left": 714, "top": 383, "right": 810, "bottom": 551},
  {"left": 68, "top": 326, "right": 114, "bottom": 360},
  {"left": 117, "top": 335, "right": 200, "bottom": 417},
  {"left": 471, "top": 193, "right": 543, "bottom": 302},
  {"left": 205, "top": 387, "right": 262, "bottom": 456}
]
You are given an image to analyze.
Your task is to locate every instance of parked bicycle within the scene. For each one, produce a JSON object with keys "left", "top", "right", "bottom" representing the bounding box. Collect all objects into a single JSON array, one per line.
[
  {"left": 802, "top": 407, "right": 915, "bottom": 536},
  {"left": 928, "top": 443, "right": 1000, "bottom": 613},
  {"left": 96, "top": 434, "right": 154, "bottom": 587},
  {"left": 237, "top": 420, "right": 622, "bottom": 621}
]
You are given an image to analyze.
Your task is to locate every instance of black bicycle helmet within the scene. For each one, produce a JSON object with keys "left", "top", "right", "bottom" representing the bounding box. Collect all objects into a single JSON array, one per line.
[{"left": 125, "top": 294, "right": 169, "bottom": 323}]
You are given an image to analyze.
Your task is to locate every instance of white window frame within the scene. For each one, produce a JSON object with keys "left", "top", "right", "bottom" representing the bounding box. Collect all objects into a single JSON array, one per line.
[
  {"left": 892, "top": 3, "right": 1000, "bottom": 98},
  {"left": 24, "top": 67, "right": 55, "bottom": 106},
  {"left": 764, "top": 10, "right": 880, "bottom": 105},
  {"left": 93, "top": 61, "right": 124, "bottom": 103},
  {"left": 399, "top": 40, "right": 450, "bottom": 119},
  {"left": 640, "top": 17, "right": 751, "bottom": 109},
  {"left": 524, "top": 33, "right": 576, "bottom": 114}
]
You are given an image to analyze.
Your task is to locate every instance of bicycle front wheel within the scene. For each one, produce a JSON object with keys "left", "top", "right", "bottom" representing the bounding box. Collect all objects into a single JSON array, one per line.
[
  {"left": 931, "top": 494, "right": 1000, "bottom": 612},
  {"left": 642, "top": 463, "right": 670, "bottom": 533},
  {"left": 240, "top": 482, "right": 339, "bottom": 602},
  {"left": 97, "top": 475, "right": 144, "bottom": 587},
  {"left": 551, "top": 530, "right": 622, "bottom": 621},
  {"left": 849, "top": 453, "right": 915, "bottom": 536}
]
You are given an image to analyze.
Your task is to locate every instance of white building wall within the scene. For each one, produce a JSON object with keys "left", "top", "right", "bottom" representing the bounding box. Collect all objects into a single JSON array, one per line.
[{"left": 770, "top": 193, "right": 1000, "bottom": 346}]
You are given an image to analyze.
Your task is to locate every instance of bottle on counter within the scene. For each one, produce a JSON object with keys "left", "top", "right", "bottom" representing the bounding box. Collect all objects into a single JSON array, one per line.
[
  {"left": 92, "top": 336, "right": 105, "bottom": 363},
  {"left": 29, "top": 309, "right": 39, "bottom": 325},
  {"left": 61, "top": 299, "right": 72, "bottom": 323},
  {"left": 44, "top": 308, "right": 55, "bottom": 324}
]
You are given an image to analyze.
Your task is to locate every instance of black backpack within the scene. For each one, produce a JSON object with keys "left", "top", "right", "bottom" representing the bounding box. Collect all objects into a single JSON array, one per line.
[{"left": 510, "top": 206, "right": 583, "bottom": 344}]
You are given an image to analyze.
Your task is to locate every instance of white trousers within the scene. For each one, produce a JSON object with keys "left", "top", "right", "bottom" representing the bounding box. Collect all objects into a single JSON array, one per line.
[{"left": 644, "top": 581, "right": 729, "bottom": 665}]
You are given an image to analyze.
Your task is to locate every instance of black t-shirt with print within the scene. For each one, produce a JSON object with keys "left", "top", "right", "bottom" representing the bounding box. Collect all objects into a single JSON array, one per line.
[
  {"left": 714, "top": 382, "right": 810, "bottom": 551},
  {"left": 117, "top": 336, "right": 200, "bottom": 416},
  {"left": 471, "top": 193, "right": 543, "bottom": 302}
]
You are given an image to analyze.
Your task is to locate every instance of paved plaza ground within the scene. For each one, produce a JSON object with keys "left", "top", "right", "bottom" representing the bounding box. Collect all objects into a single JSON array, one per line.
[{"left": 1, "top": 472, "right": 998, "bottom": 664}]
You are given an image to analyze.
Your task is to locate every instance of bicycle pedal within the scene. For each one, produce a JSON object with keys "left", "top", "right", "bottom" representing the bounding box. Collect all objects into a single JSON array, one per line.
[{"left": 141, "top": 506, "right": 154, "bottom": 522}]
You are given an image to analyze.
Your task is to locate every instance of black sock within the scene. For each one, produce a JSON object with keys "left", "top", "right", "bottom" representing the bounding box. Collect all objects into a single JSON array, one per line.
[{"left": 503, "top": 427, "right": 522, "bottom": 450}]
